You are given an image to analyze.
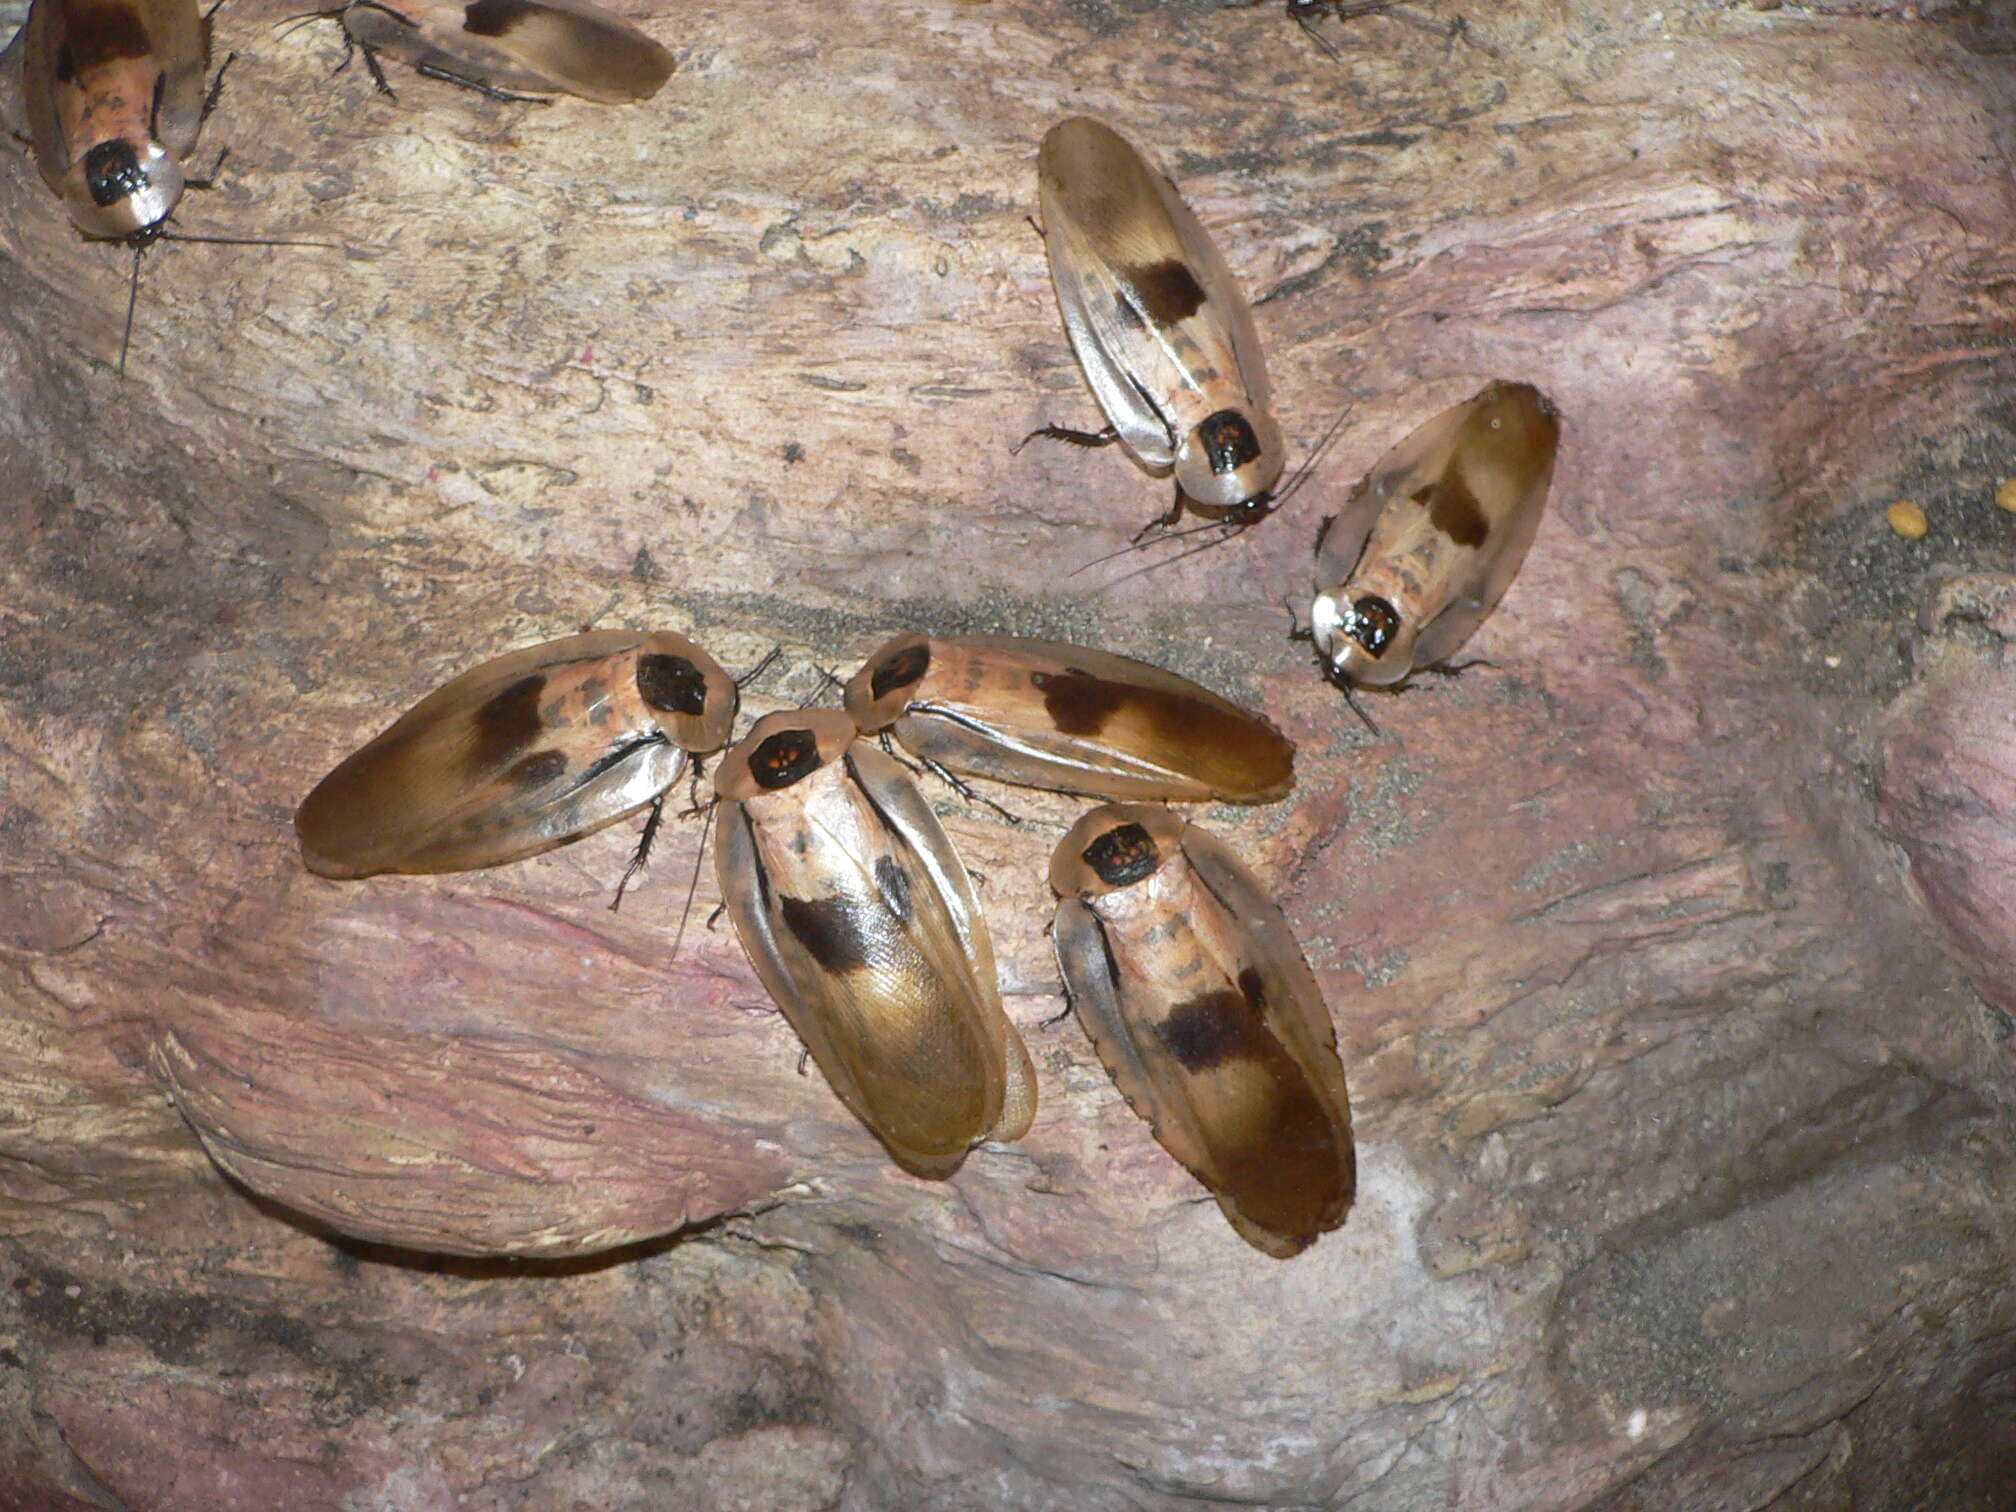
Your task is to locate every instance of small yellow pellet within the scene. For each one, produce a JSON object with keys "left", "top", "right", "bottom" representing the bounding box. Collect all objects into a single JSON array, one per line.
[
  {"left": 1995, "top": 478, "right": 2016, "bottom": 514},
  {"left": 1886, "top": 500, "right": 1928, "bottom": 539}
]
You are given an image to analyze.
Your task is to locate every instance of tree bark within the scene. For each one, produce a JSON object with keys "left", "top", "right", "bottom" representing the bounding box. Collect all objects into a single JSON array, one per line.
[{"left": 1, "top": 0, "right": 2013, "bottom": 1507}]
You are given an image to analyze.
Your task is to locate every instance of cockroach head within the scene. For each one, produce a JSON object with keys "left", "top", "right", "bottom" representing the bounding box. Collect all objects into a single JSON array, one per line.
[
  {"left": 713, "top": 709, "right": 857, "bottom": 802},
  {"left": 1175, "top": 407, "right": 1285, "bottom": 515},
  {"left": 842, "top": 633, "right": 931, "bottom": 733},
  {"left": 66, "top": 140, "right": 184, "bottom": 243},
  {"left": 1049, "top": 804, "right": 1185, "bottom": 899},
  {"left": 1310, "top": 590, "right": 1413, "bottom": 688}
]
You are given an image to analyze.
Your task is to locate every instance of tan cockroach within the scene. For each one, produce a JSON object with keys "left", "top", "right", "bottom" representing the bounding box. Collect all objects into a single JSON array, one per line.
[
  {"left": 842, "top": 632, "right": 1295, "bottom": 807},
  {"left": 14, "top": 0, "right": 343, "bottom": 373},
  {"left": 1049, "top": 804, "right": 1354, "bottom": 1259},
  {"left": 1311, "top": 380, "right": 1561, "bottom": 698},
  {"left": 297, "top": 0, "right": 674, "bottom": 103},
  {"left": 1027, "top": 116, "right": 1335, "bottom": 547},
  {"left": 713, "top": 709, "right": 1037, "bottom": 1179},
  {"left": 295, "top": 630, "right": 737, "bottom": 882}
]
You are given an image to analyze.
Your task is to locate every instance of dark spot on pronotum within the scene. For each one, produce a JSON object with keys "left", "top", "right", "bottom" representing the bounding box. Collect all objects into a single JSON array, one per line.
[
  {"left": 636, "top": 653, "right": 708, "bottom": 717},
  {"left": 1083, "top": 822, "right": 1163, "bottom": 888},
  {"left": 1129, "top": 258, "right": 1208, "bottom": 326},
  {"left": 1196, "top": 410, "right": 1262, "bottom": 478},
  {"left": 870, "top": 643, "right": 931, "bottom": 702},
  {"left": 874, "top": 855, "right": 912, "bottom": 922},
  {"left": 778, "top": 894, "right": 872, "bottom": 974},
  {"left": 57, "top": 4, "right": 153, "bottom": 80},
  {"left": 1030, "top": 669, "right": 1127, "bottom": 736},
  {"left": 749, "top": 728, "right": 822, "bottom": 790},
  {"left": 461, "top": 0, "right": 537, "bottom": 37},
  {"left": 471, "top": 674, "right": 547, "bottom": 771},
  {"left": 506, "top": 749, "right": 568, "bottom": 788},
  {"left": 83, "top": 142, "right": 148, "bottom": 209},
  {"left": 1420, "top": 471, "right": 1489, "bottom": 548},
  {"left": 1344, "top": 596, "right": 1400, "bottom": 657},
  {"left": 1156, "top": 972, "right": 1268, "bottom": 1071}
]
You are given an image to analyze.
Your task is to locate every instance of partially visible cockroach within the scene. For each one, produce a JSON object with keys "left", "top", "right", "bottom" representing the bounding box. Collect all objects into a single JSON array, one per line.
[
  {"left": 296, "top": 630, "right": 736, "bottom": 879},
  {"left": 16, "top": 0, "right": 345, "bottom": 372},
  {"left": 1223, "top": 0, "right": 1400, "bottom": 62},
  {"left": 713, "top": 709, "right": 1036, "bottom": 1179},
  {"left": 297, "top": 0, "right": 674, "bottom": 103},
  {"left": 1311, "top": 380, "right": 1561, "bottom": 694},
  {"left": 843, "top": 632, "right": 1295, "bottom": 806},
  {"left": 1050, "top": 804, "right": 1355, "bottom": 1259},
  {"left": 1025, "top": 116, "right": 1295, "bottom": 537}
]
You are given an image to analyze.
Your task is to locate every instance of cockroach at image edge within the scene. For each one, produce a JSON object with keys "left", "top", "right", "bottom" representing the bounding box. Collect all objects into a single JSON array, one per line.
[
  {"left": 307, "top": 0, "right": 674, "bottom": 103},
  {"left": 295, "top": 630, "right": 736, "bottom": 879},
  {"left": 18, "top": 0, "right": 210, "bottom": 243},
  {"left": 1049, "top": 805, "right": 1355, "bottom": 1259},
  {"left": 1028, "top": 116, "right": 1290, "bottom": 533},
  {"left": 843, "top": 632, "right": 1295, "bottom": 806},
  {"left": 1312, "top": 380, "right": 1563, "bottom": 692},
  {"left": 712, "top": 709, "right": 1037, "bottom": 1180}
]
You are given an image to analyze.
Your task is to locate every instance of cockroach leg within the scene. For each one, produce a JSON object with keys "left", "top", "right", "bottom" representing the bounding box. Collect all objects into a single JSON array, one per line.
[
  {"left": 1281, "top": 594, "right": 1313, "bottom": 643},
  {"left": 609, "top": 795, "right": 665, "bottom": 911},
  {"left": 1023, "top": 213, "right": 1045, "bottom": 241},
  {"left": 733, "top": 645, "right": 785, "bottom": 691},
  {"left": 1011, "top": 422, "right": 1120, "bottom": 456},
  {"left": 186, "top": 146, "right": 231, "bottom": 191},
  {"left": 1040, "top": 999, "right": 1073, "bottom": 1029},
  {"left": 796, "top": 1047, "right": 811, "bottom": 1077},
  {"left": 1131, "top": 486, "right": 1187, "bottom": 543},
  {"left": 199, "top": 51, "right": 237, "bottom": 124},
  {"left": 415, "top": 60, "right": 550, "bottom": 104},
  {"left": 919, "top": 754, "right": 1025, "bottom": 828},
  {"left": 875, "top": 731, "right": 924, "bottom": 777},
  {"left": 705, "top": 902, "right": 726, "bottom": 932},
  {"left": 1418, "top": 657, "right": 1499, "bottom": 679}
]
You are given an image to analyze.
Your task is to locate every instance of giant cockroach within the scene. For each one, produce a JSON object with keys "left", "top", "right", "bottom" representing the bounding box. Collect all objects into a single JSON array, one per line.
[
  {"left": 843, "top": 632, "right": 1295, "bottom": 806},
  {"left": 1050, "top": 804, "right": 1355, "bottom": 1258},
  {"left": 713, "top": 709, "right": 1037, "bottom": 1179}
]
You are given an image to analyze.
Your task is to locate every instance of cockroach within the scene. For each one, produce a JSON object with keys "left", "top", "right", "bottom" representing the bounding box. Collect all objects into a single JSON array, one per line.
[
  {"left": 842, "top": 632, "right": 1295, "bottom": 806},
  {"left": 712, "top": 709, "right": 1037, "bottom": 1179},
  {"left": 1311, "top": 380, "right": 1561, "bottom": 692},
  {"left": 1026, "top": 116, "right": 1299, "bottom": 537},
  {"left": 16, "top": 0, "right": 345, "bottom": 373},
  {"left": 296, "top": 629, "right": 736, "bottom": 879},
  {"left": 1049, "top": 804, "right": 1354, "bottom": 1259},
  {"left": 299, "top": 0, "right": 674, "bottom": 103},
  {"left": 1224, "top": 0, "right": 1400, "bottom": 62}
]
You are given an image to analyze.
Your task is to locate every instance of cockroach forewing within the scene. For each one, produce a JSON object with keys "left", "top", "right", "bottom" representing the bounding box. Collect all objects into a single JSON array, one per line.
[
  {"left": 296, "top": 630, "right": 702, "bottom": 878},
  {"left": 1038, "top": 119, "right": 1268, "bottom": 471},
  {"left": 869, "top": 636, "right": 1295, "bottom": 804},
  {"left": 714, "top": 751, "right": 1030, "bottom": 1175},
  {"left": 344, "top": 0, "right": 674, "bottom": 103}
]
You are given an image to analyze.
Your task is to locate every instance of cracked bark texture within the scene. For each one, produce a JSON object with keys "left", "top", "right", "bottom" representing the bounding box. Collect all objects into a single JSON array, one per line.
[{"left": 2, "top": 0, "right": 2015, "bottom": 1507}]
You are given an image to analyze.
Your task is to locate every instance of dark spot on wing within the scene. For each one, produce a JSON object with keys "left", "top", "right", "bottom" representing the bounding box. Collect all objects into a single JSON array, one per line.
[
  {"left": 1030, "top": 668, "right": 1128, "bottom": 737},
  {"left": 461, "top": 0, "right": 538, "bottom": 38},
  {"left": 1344, "top": 596, "right": 1400, "bottom": 657},
  {"left": 1083, "top": 822, "right": 1163, "bottom": 888},
  {"left": 506, "top": 749, "right": 568, "bottom": 788},
  {"left": 1419, "top": 471, "right": 1488, "bottom": 548},
  {"left": 82, "top": 142, "right": 148, "bottom": 208},
  {"left": 1128, "top": 258, "right": 1207, "bottom": 326},
  {"left": 749, "top": 728, "right": 822, "bottom": 790},
  {"left": 1196, "top": 410, "right": 1261, "bottom": 478},
  {"left": 57, "top": 0, "right": 154, "bottom": 77},
  {"left": 870, "top": 642, "right": 931, "bottom": 702},
  {"left": 636, "top": 653, "right": 708, "bottom": 716},
  {"left": 778, "top": 895, "right": 873, "bottom": 975},
  {"left": 470, "top": 674, "right": 547, "bottom": 773},
  {"left": 874, "top": 855, "right": 912, "bottom": 922},
  {"left": 1156, "top": 972, "right": 1270, "bottom": 1071}
]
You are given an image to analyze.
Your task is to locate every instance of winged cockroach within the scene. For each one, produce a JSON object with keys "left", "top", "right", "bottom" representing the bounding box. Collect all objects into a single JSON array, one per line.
[
  {"left": 713, "top": 709, "right": 1037, "bottom": 1179},
  {"left": 1028, "top": 116, "right": 1296, "bottom": 535},
  {"left": 302, "top": 0, "right": 674, "bottom": 103},
  {"left": 1311, "top": 380, "right": 1560, "bottom": 695},
  {"left": 1049, "top": 804, "right": 1354, "bottom": 1259},
  {"left": 296, "top": 630, "right": 736, "bottom": 879},
  {"left": 842, "top": 632, "right": 1295, "bottom": 805}
]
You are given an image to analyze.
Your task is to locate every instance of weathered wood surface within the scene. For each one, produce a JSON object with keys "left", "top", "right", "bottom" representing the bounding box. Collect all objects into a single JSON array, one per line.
[{"left": 1, "top": 0, "right": 2013, "bottom": 1507}]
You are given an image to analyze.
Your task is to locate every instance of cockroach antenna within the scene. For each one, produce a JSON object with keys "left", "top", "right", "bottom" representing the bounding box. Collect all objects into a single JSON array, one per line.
[{"left": 112, "top": 227, "right": 350, "bottom": 379}]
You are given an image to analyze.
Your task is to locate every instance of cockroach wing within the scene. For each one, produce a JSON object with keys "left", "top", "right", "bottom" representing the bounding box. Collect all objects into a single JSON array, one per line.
[
  {"left": 353, "top": 0, "right": 674, "bottom": 103},
  {"left": 145, "top": 0, "right": 211, "bottom": 154},
  {"left": 845, "top": 744, "right": 1036, "bottom": 1141},
  {"left": 296, "top": 630, "right": 689, "bottom": 878},
  {"left": 1037, "top": 119, "right": 1268, "bottom": 464},
  {"left": 894, "top": 638, "right": 1294, "bottom": 804}
]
